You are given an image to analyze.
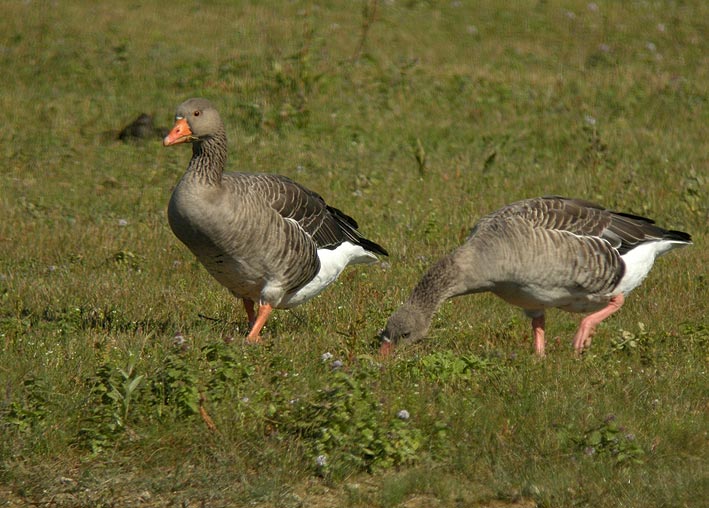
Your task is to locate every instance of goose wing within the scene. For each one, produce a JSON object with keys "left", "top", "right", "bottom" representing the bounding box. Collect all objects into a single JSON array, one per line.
[
  {"left": 243, "top": 173, "right": 387, "bottom": 255},
  {"left": 476, "top": 196, "right": 686, "bottom": 255}
]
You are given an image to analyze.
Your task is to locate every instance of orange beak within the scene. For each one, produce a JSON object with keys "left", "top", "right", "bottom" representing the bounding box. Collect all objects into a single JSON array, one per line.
[
  {"left": 379, "top": 339, "right": 394, "bottom": 356},
  {"left": 163, "top": 117, "right": 193, "bottom": 146}
]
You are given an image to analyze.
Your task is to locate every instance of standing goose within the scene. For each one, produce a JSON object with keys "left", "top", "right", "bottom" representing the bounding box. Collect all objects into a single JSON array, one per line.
[
  {"left": 164, "top": 98, "right": 387, "bottom": 342},
  {"left": 380, "top": 197, "right": 691, "bottom": 356}
]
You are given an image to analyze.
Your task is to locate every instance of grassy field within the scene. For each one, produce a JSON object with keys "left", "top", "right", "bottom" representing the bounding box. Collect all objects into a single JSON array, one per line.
[{"left": 1, "top": 1, "right": 707, "bottom": 506}]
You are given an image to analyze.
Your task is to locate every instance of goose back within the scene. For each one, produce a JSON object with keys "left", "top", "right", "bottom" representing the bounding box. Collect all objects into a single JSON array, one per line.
[{"left": 459, "top": 218, "right": 622, "bottom": 311}]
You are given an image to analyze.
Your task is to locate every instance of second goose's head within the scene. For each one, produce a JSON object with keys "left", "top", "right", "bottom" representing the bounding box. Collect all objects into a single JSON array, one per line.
[
  {"left": 379, "top": 303, "right": 429, "bottom": 355},
  {"left": 163, "top": 98, "right": 223, "bottom": 147}
]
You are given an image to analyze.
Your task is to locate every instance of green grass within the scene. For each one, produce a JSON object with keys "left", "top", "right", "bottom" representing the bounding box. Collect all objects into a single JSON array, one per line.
[{"left": 1, "top": 1, "right": 707, "bottom": 507}]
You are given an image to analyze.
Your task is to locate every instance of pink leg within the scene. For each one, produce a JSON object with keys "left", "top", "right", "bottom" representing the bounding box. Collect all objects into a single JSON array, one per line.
[
  {"left": 531, "top": 314, "right": 546, "bottom": 357},
  {"left": 243, "top": 299, "right": 256, "bottom": 329},
  {"left": 246, "top": 302, "right": 273, "bottom": 344},
  {"left": 572, "top": 293, "right": 625, "bottom": 353}
]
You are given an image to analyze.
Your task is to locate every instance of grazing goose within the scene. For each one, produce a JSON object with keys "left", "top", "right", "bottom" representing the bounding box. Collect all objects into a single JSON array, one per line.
[
  {"left": 163, "top": 98, "right": 387, "bottom": 342},
  {"left": 380, "top": 197, "right": 691, "bottom": 356}
]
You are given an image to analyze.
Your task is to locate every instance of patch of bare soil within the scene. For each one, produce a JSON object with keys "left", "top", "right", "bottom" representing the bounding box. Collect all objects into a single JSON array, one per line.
[{"left": 0, "top": 475, "right": 537, "bottom": 508}]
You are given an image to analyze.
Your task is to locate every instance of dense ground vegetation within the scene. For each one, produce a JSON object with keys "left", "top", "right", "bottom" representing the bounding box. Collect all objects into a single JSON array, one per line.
[{"left": 1, "top": 1, "right": 706, "bottom": 506}]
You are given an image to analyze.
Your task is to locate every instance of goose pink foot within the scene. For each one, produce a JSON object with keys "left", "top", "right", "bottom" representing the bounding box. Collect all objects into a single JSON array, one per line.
[
  {"left": 246, "top": 302, "right": 273, "bottom": 344},
  {"left": 531, "top": 315, "right": 546, "bottom": 356},
  {"left": 572, "top": 293, "right": 625, "bottom": 353}
]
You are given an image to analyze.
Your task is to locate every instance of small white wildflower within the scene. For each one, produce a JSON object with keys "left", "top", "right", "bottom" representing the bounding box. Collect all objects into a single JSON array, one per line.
[
  {"left": 587, "top": 2, "right": 599, "bottom": 12},
  {"left": 646, "top": 41, "right": 657, "bottom": 52},
  {"left": 565, "top": 10, "right": 576, "bottom": 20},
  {"left": 321, "top": 352, "right": 333, "bottom": 362},
  {"left": 332, "top": 360, "right": 343, "bottom": 369},
  {"left": 657, "top": 23, "right": 666, "bottom": 33},
  {"left": 584, "top": 115, "right": 597, "bottom": 126},
  {"left": 466, "top": 25, "right": 478, "bottom": 35},
  {"left": 118, "top": 219, "right": 128, "bottom": 227},
  {"left": 397, "top": 409, "right": 410, "bottom": 420},
  {"left": 241, "top": 397, "right": 249, "bottom": 403},
  {"left": 316, "top": 454, "right": 328, "bottom": 467},
  {"left": 172, "top": 332, "right": 188, "bottom": 350},
  {"left": 598, "top": 43, "right": 610, "bottom": 53}
]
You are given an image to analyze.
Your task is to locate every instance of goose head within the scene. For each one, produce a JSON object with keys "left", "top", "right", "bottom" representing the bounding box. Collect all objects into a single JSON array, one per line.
[
  {"left": 163, "top": 98, "right": 223, "bottom": 147},
  {"left": 379, "top": 303, "right": 429, "bottom": 355}
]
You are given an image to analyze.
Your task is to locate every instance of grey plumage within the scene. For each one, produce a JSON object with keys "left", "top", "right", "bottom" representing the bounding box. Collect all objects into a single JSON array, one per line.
[
  {"left": 164, "top": 98, "right": 387, "bottom": 342},
  {"left": 380, "top": 196, "right": 691, "bottom": 355}
]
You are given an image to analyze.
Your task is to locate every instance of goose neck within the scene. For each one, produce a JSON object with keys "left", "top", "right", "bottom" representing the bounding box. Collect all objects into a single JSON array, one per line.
[
  {"left": 408, "top": 246, "right": 487, "bottom": 313},
  {"left": 187, "top": 130, "right": 228, "bottom": 185},
  {"left": 408, "top": 254, "right": 459, "bottom": 315}
]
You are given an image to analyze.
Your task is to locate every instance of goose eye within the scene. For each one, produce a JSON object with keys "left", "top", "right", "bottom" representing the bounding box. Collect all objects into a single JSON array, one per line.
[
  {"left": 193, "top": 110, "right": 201, "bottom": 117},
  {"left": 401, "top": 332, "right": 411, "bottom": 340}
]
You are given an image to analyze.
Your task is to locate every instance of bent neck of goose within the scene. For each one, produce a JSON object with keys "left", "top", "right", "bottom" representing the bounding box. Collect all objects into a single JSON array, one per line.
[
  {"left": 407, "top": 246, "right": 489, "bottom": 321},
  {"left": 187, "top": 128, "right": 228, "bottom": 186}
]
